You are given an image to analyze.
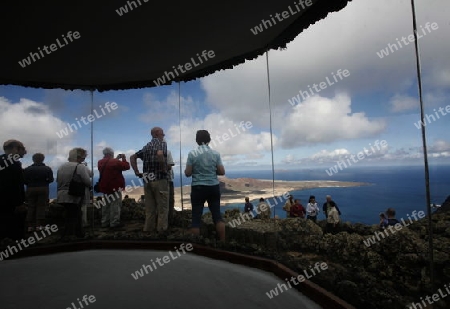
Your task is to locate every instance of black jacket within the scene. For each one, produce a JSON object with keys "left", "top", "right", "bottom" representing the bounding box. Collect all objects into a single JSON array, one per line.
[
  {"left": 0, "top": 154, "right": 25, "bottom": 214},
  {"left": 24, "top": 163, "right": 54, "bottom": 187}
]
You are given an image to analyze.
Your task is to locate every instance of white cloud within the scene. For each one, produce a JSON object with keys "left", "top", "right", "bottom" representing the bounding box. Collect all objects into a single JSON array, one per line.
[
  {"left": 279, "top": 93, "right": 386, "bottom": 147},
  {"left": 198, "top": 0, "right": 449, "bottom": 155},
  {"left": 0, "top": 97, "right": 72, "bottom": 160},
  {"left": 139, "top": 91, "right": 195, "bottom": 123},
  {"left": 429, "top": 140, "right": 450, "bottom": 157},
  {"left": 4, "top": 0, "right": 449, "bottom": 170},
  {"left": 390, "top": 94, "right": 418, "bottom": 112},
  {"left": 166, "top": 113, "right": 276, "bottom": 165}
]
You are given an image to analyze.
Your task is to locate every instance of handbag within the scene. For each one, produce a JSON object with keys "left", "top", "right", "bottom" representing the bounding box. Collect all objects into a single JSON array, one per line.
[
  {"left": 94, "top": 158, "right": 110, "bottom": 193},
  {"left": 68, "top": 164, "right": 86, "bottom": 196}
]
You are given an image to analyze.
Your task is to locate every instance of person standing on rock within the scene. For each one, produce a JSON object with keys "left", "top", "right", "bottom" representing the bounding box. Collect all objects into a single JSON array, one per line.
[
  {"left": 326, "top": 203, "right": 340, "bottom": 234},
  {"left": 385, "top": 208, "right": 400, "bottom": 226},
  {"left": 323, "top": 195, "right": 341, "bottom": 219},
  {"left": 244, "top": 197, "right": 254, "bottom": 214},
  {"left": 379, "top": 212, "right": 388, "bottom": 229},
  {"left": 257, "top": 198, "right": 271, "bottom": 220},
  {"left": 306, "top": 195, "right": 320, "bottom": 222},
  {"left": 185, "top": 130, "right": 225, "bottom": 241},
  {"left": 290, "top": 199, "right": 306, "bottom": 218},
  {"left": 283, "top": 195, "right": 295, "bottom": 218}
]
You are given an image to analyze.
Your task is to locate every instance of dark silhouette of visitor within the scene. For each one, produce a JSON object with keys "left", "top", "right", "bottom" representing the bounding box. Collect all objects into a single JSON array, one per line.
[
  {"left": 385, "top": 208, "right": 400, "bottom": 226},
  {"left": 24, "top": 153, "right": 54, "bottom": 232},
  {"left": 244, "top": 197, "right": 254, "bottom": 214},
  {"left": 0, "top": 139, "right": 27, "bottom": 241}
]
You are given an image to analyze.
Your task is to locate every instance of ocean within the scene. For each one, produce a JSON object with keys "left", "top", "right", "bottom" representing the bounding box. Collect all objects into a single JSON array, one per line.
[{"left": 48, "top": 165, "right": 450, "bottom": 225}]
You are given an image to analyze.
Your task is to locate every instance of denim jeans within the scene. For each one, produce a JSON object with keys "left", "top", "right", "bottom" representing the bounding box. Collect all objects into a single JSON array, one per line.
[{"left": 190, "top": 184, "right": 223, "bottom": 228}]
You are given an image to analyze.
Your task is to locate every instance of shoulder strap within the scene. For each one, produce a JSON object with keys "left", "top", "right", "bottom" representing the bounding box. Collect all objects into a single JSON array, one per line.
[{"left": 71, "top": 164, "right": 79, "bottom": 177}]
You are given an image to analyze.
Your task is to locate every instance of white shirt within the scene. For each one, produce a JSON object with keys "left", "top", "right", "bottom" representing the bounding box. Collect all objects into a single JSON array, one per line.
[
  {"left": 306, "top": 202, "right": 319, "bottom": 216},
  {"left": 167, "top": 150, "right": 174, "bottom": 181}
]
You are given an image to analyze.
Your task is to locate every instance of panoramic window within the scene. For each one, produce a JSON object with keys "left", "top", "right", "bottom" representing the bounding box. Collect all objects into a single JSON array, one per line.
[{"left": 0, "top": 0, "right": 448, "bottom": 308}]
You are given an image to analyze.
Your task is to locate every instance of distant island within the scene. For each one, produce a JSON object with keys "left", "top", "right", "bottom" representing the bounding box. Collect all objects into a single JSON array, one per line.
[{"left": 126, "top": 177, "right": 369, "bottom": 207}]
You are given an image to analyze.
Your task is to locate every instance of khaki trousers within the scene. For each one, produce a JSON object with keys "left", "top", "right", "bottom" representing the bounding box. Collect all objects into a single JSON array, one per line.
[{"left": 143, "top": 179, "right": 168, "bottom": 232}]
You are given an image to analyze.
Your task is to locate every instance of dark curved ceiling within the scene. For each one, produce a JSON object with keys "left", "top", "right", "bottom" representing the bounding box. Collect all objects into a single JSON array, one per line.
[{"left": 1, "top": 0, "right": 351, "bottom": 91}]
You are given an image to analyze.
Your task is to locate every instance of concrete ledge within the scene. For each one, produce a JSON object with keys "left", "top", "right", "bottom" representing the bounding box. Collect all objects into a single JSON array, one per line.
[{"left": 7, "top": 240, "right": 356, "bottom": 309}]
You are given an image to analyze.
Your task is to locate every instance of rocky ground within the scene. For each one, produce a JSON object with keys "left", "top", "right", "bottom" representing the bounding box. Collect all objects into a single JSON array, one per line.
[{"left": 1, "top": 196, "right": 449, "bottom": 309}]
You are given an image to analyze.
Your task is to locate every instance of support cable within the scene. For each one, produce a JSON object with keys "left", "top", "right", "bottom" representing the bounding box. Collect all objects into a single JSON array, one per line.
[
  {"left": 90, "top": 90, "right": 95, "bottom": 232},
  {"left": 265, "top": 50, "right": 280, "bottom": 259},
  {"left": 178, "top": 82, "right": 185, "bottom": 234},
  {"left": 410, "top": 0, "right": 434, "bottom": 290}
]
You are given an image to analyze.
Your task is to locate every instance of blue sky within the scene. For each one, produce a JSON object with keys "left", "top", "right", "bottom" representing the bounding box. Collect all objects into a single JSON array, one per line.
[{"left": 1, "top": 0, "right": 449, "bottom": 178}]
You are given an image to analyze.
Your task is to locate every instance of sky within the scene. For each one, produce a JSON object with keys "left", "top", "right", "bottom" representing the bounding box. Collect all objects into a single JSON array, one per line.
[{"left": 0, "top": 0, "right": 449, "bottom": 178}]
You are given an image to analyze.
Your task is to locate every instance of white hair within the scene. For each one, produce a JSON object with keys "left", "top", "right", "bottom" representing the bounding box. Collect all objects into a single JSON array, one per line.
[
  {"left": 103, "top": 147, "right": 114, "bottom": 156},
  {"left": 68, "top": 147, "right": 87, "bottom": 162}
]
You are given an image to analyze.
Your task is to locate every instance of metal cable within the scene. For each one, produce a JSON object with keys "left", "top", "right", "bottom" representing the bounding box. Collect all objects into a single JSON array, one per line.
[
  {"left": 90, "top": 90, "right": 95, "bottom": 232},
  {"left": 178, "top": 82, "right": 185, "bottom": 234},
  {"left": 265, "top": 50, "right": 280, "bottom": 260},
  {"left": 409, "top": 0, "right": 434, "bottom": 290}
]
